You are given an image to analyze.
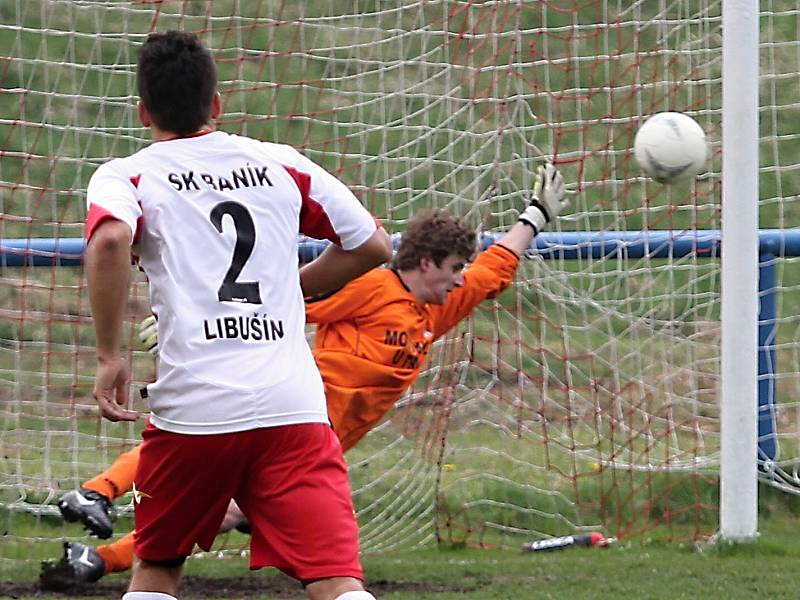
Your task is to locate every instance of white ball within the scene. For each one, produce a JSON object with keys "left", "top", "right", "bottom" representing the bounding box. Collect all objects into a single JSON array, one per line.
[{"left": 633, "top": 112, "right": 709, "bottom": 184}]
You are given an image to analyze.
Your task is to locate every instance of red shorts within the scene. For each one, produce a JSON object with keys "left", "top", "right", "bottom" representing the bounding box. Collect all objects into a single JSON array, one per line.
[{"left": 133, "top": 421, "right": 363, "bottom": 581}]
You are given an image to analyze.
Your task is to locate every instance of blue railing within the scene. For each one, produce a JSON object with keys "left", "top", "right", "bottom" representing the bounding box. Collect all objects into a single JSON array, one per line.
[{"left": 4, "top": 229, "right": 800, "bottom": 465}]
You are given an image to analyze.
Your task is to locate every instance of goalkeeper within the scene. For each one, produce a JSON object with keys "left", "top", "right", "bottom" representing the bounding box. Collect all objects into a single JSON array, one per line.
[{"left": 42, "top": 166, "right": 569, "bottom": 588}]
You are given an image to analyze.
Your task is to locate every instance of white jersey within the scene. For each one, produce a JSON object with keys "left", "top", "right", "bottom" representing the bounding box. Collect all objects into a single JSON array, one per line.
[{"left": 86, "top": 131, "right": 378, "bottom": 434}]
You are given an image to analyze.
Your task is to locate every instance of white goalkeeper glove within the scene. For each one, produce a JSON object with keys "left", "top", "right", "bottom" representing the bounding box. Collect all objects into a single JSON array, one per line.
[
  {"left": 138, "top": 314, "right": 158, "bottom": 356},
  {"left": 518, "top": 162, "right": 569, "bottom": 234}
]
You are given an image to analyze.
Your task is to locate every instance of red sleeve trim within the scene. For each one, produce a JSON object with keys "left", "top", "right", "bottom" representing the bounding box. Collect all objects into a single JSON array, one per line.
[
  {"left": 133, "top": 210, "right": 144, "bottom": 244},
  {"left": 85, "top": 204, "right": 143, "bottom": 243},
  {"left": 283, "top": 165, "right": 342, "bottom": 245},
  {"left": 85, "top": 205, "right": 119, "bottom": 241}
]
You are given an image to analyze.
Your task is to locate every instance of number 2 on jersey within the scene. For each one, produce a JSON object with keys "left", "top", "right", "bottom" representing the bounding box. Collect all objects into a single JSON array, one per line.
[{"left": 210, "top": 201, "right": 262, "bottom": 304}]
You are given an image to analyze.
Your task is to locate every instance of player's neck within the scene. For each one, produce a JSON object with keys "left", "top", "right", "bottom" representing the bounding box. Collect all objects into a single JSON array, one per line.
[
  {"left": 395, "top": 269, "right": 430, "bottom": 305},
  {"left": 150, "top": 124, "right": 216, "bottom": 142}
]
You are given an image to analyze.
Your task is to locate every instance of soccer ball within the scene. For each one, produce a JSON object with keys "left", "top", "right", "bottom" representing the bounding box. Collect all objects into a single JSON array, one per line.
[{"left": 633, "top": 112, "right": 709, "bottom": 184}]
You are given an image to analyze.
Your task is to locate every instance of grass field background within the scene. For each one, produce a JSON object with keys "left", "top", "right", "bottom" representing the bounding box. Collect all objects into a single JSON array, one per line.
[
  {"left": 2, "top": 487, "right": 800, "bottom": 598},
  {"left": 3, "top": 0, "right": 800, "bottom": 595}
]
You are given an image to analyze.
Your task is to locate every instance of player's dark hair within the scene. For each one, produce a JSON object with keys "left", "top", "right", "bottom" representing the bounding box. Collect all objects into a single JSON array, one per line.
[
  {"left": 137, "top": 31, "right": 217, "bottom": 134},
  {"left": 393, "top": 209, "right": 476, "bottom": 270}
]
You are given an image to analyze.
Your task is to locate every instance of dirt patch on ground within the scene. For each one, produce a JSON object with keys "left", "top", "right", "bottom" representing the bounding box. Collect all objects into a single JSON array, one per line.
[{"left": 1, "top": 574, "right": 481, "bottom": 598}]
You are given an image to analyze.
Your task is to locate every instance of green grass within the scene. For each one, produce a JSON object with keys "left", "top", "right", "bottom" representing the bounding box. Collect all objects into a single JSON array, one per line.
[{"left": 1, "top": 503, "right": 800, "bottom": 599}]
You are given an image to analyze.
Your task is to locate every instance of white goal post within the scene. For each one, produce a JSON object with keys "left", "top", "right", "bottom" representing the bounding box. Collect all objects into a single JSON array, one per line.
[{"left": 720, "top": 0, "right": 759, "bottom": 543}]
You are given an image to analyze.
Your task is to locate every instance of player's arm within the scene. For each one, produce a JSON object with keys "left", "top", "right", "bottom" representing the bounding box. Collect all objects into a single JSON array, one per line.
[
  {"left": 299, "top": 227, "right": 392, "bottom": 298},
  {"left": 87, "top": 219, "right": 131, "bottom": 357},
  {"left": 498, "top": 162, "right": 569, "bottom": 255},
  {"left": 429, "top": 163, "right": 570, "bottom": 337},
  {"left": 85, "top": 218, "right": 139, "bottom": 422},
  {"left": 286, "top": 145, "right": 393, "bottom": 297},
  {"left": 84, "top": 162, "right": 143, "bottom": 423}
]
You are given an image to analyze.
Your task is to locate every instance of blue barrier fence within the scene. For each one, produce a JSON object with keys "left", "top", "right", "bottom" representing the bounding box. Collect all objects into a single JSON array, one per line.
[{"left": 4, "top": 229, "right": 800, "bottom": 464}]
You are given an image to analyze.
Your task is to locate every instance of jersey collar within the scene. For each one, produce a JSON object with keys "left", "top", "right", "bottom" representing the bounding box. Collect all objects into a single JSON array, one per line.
[{"left": 155, "top": 128, "right": 216, "bottom": 143}]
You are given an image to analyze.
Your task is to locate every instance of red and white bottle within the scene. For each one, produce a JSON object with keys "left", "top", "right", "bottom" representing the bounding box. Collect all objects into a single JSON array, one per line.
[{"left": 522, "top": 532, "right": 616, "bottom": 552}]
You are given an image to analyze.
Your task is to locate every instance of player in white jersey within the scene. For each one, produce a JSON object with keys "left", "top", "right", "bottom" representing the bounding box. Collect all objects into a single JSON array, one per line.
[{"left": 85, "top": 31, "right": 391, "bottom": 600}]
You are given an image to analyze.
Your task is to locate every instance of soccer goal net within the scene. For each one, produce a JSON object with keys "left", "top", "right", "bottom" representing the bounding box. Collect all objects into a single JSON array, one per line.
[{"left": 2, "top": 0, "right": 800, "bottom": 574}]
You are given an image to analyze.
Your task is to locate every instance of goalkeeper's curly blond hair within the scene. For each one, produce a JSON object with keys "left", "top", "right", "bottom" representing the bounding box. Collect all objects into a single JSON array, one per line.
[{"left": 392, "top": 209, "right": 476, "bottom": 270}]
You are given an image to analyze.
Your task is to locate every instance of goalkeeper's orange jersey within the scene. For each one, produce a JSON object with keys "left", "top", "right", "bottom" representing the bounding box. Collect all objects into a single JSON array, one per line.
[{"left": 306, "top": 242, "right": 520, "bottom": 451}]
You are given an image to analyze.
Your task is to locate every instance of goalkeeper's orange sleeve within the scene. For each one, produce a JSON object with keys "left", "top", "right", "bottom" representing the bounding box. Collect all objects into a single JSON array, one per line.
[
  {"left": 83, "top": 444, "right": 142, "bottom": 501},
  {"left": 96, "top": 532, "right": 135, "bottom": 574},
  {"left": 427, "top": 243, "right": 520, "bottom": 339}
]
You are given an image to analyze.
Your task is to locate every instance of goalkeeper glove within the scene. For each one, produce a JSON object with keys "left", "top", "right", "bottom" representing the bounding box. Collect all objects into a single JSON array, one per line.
[
  {"left": 138, "top": 315, "right": 158, "bottom": 355},
  {"left": 518, "top": 162, "right": 569, "bottom": 234}
]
